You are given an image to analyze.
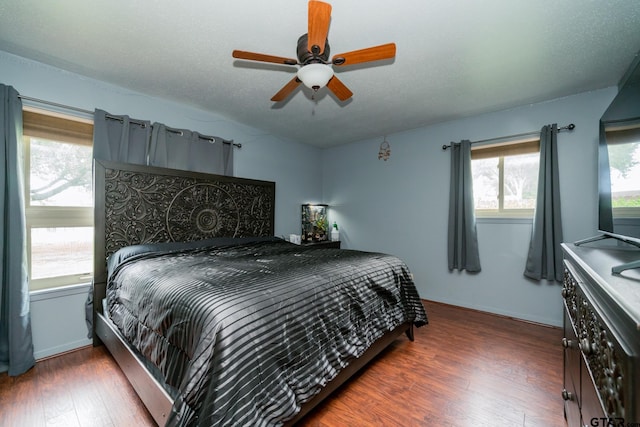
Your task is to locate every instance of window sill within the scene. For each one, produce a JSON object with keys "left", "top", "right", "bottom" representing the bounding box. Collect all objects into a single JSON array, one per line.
[
  {"left": 30, "top": 282, "right": 91, "bottom": 302},
  {"left": 476, "top": 217, "right": 533, "bottom": 225}
]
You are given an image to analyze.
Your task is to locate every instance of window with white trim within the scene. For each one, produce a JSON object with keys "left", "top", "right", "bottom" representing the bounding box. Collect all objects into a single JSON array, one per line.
[
  {"left": 471, "top": 138, "right": 540, "bottom": 217},
  {"left": 23, "top": 109, "right": 94, "bottom": 291}
]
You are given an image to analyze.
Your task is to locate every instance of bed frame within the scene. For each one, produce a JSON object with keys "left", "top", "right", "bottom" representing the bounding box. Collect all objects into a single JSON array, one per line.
[{"left": 92, "top": 159, "right": 414, "bottom": 425}]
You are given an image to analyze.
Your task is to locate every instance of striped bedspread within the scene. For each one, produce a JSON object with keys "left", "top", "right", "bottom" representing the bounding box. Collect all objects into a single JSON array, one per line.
[{"left": 107, "top": 238, "right": 427, "bottom": 426}]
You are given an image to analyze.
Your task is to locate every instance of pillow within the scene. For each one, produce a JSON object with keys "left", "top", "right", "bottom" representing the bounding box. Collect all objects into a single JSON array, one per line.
[{"left": 107, "top": 236, "right": 283, "bottom": 274}]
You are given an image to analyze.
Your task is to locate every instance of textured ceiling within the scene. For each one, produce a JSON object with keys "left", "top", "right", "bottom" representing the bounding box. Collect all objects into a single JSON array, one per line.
[{"left": 1, "top": 0, "right": 639, "bottom": 147}]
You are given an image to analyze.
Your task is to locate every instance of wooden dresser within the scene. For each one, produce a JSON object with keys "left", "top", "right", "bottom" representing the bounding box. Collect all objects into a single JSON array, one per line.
[{"left": 561, "top": 243, "right": 640, "bottom": 426}]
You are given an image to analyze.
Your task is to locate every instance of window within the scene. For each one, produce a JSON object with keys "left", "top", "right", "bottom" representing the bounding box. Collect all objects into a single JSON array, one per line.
[
  {"left": 471, "top": 138, "right": 540, "bottom": 217},
  {"left": 23, "top": 109, "right": 94, "bottom": 291}
]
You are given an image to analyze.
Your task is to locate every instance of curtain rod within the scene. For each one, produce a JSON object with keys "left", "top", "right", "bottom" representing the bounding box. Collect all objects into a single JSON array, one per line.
[
  {"left": 161, "top": 125, "right": 241, "bottom": 148},
  {"left": 17, "top": 94, "right": 241, "bottom": 148},
  {"left": 441, "top": 123, "right": 575, "bottom": 150}
]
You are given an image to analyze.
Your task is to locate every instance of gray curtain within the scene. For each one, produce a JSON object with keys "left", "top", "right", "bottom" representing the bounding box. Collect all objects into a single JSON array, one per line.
[
  {"left": 92, "top": 109, "right": 151, "bottom": 164},
  {"left": 0, "top": 84, "right": 35, "bottom": 376},
  {"left": 447, "top": 140, "right": 481, "bottom": 272},
  {"left": 93, "top": 110, "right": 234, "bottom": 176},
  {"left": 149, "top": 123, "right": 234, "bottom": 175},
  {"left": 524, "top": 124, "right": 564, "bottom": 282}
]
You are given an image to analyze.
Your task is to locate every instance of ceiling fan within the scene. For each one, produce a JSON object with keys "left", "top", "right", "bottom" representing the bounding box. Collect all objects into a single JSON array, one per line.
[{"left": 232, "top": 0, "right": 396, "bottom": 102}]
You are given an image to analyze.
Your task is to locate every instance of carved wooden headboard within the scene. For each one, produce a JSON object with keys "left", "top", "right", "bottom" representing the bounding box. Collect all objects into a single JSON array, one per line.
[{"left": 92, "top": 160, "right": 275, "bottom": 336}]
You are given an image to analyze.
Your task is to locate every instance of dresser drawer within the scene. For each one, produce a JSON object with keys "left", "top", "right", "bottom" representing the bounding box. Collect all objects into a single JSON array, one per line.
[
  {"left": 581, "top": 359, "right": 605, "bottom": 426},
  {"left": 563, "top": 308, "right": 581, "bottom": 426},
  {"left": 562, "top": 308, "right": 580, "bottom": 401},
  {"left": 576, "top": 284, "right": 630, "bottom": 420},
  {"left": 562, "top": 251, "right": 638, "bottom": 423}
]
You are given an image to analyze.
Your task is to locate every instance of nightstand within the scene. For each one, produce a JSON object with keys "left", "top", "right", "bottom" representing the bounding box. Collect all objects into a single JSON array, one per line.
[{"left": 301, "top": 241, "right": 341, "bottom": 249}]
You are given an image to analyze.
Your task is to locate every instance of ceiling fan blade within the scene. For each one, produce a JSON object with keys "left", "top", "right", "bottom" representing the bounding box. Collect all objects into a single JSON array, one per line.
[
  {"left": 332, "top": 43, "right": 396, "bottom": 67},
  {"left": 307, "top": 1, "right": 332, "bottom": 55},
  {"left": 271, "top": 77, "right": 302, "bottom": 102},
  {"left": 232, "top": 50, "right": 298, "bottom": 66},
  {"left": 326, "top": 76, "right": 353, "bottom": 101}
]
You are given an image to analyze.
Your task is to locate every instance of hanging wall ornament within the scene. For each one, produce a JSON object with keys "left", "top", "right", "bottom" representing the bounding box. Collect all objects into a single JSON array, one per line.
[{"left": 378, "top": 136, "right": 391, "bottom": 161}]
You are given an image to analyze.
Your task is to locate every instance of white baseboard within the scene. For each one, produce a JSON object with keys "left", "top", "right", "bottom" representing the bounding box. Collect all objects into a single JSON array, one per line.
[{"left": 34, "top": 338, "right": 93, "bottom": 360}]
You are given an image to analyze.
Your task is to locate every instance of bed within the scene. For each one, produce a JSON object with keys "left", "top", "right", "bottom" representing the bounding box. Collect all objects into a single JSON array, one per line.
[{"left": 92, "top": 160, "right": 428, "bottom": 426}]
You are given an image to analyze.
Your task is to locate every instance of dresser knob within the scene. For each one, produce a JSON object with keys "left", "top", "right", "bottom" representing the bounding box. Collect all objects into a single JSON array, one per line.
[
  {"left": 562, "top": 338, "right": 573, "bottom": 348},
  {"left": 562, "top": 389, "right": 573, "bottom": 401},
  {"left": 578, "top": 338, "right": 592, "bottom": 354}
]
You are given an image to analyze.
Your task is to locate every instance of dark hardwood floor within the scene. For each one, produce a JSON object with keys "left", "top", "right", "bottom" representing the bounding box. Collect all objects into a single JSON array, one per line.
[{"left": 0, "top": 301, "right": 565, "bottom": 427}]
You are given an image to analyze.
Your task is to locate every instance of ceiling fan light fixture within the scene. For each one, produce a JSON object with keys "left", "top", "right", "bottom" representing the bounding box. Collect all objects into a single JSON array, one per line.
[{"left": 297, "top": 63, "right": 334, "bottom": 91}]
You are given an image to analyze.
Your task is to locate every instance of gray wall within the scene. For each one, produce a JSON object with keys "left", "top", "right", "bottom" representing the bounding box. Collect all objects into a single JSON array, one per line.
[{"left": 321, "top": 88, "right": 617, "bottom": 326}]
